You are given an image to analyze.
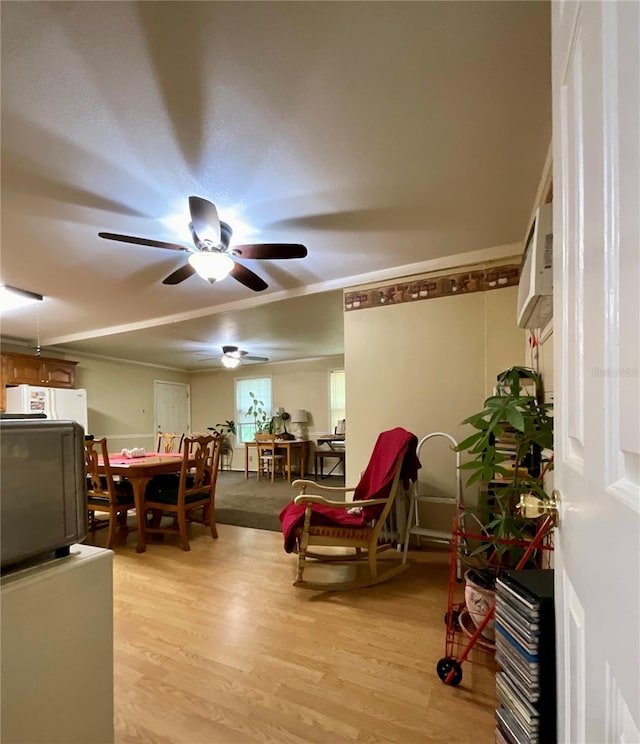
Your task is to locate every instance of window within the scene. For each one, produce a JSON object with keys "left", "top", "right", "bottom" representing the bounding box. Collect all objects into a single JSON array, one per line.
[
  {"left": 329, "top": 369, "right": 345, "bottom": 434},
  {"left": 235, "top": 377, "right": 272, "bottom": 444}
]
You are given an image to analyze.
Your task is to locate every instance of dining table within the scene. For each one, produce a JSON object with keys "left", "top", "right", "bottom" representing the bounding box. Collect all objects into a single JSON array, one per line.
[{"left": 99, "top": 452, "right": 188, "bottom": 553}]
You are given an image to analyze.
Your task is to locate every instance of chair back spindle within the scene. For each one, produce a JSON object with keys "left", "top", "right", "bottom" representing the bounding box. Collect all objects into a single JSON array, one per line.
[{"left": 156, "top": 432, "right": 183, "bottom": 454}]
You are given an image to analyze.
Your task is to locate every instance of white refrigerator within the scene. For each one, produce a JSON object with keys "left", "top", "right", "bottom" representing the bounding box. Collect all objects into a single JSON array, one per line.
[{"left": 4, "top": 384, "right": 89, "bottom": 433}]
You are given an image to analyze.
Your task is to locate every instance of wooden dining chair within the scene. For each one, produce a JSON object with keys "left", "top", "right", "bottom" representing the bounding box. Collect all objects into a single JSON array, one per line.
[
  {"left": 255, "top": 433, "right": 285, "bottom": 483},
  {"left": 85, "top": 437, "right": 136, "bottom": 549},
  {"left": 156, "top": 432, "right": 183, "bottom": 453},
  {"left": 143, "top": 434, "right": 223, "bottom": 551}
]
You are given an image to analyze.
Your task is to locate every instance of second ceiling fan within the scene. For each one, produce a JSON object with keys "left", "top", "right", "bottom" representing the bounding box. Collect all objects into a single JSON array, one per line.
[
  {"left": 198, "top": 345, "right": 269, "bottom": 369},
  {"left": 98, "top": 196, "right": 307, "bottom": 292}
]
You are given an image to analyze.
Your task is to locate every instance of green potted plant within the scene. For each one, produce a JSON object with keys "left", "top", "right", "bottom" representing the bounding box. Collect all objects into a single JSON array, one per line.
[
  {"left": 206, "top": 421, "right": 236, "bottom": 467},
  {"left": 455, "top": 367, "right": 554, "bottom": 638},
  {"left": 246, "top": 392, "right": 273, "bottom": 436},
  {"left": 207, "top": 420, "right": 236, "bottom": 437}
]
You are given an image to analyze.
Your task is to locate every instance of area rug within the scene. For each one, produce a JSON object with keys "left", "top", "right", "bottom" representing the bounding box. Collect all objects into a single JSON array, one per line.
[{"left": 214, "top": 470, "right": 345, "bottom": 531}]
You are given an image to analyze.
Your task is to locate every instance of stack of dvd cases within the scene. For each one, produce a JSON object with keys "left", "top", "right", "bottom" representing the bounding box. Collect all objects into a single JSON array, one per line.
[{"left": 494, "top": 569, "right": 555, "bottom": 744}]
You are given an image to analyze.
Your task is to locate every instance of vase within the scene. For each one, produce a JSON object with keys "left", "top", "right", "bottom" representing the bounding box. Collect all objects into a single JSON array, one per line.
[{"left": 464, "top": 569, "right": 496, "bottom": 642}]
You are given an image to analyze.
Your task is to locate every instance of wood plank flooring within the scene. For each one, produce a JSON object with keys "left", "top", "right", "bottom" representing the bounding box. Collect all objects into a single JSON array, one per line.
[{"left": 85, "top": 522, "right": 497, "bottom": 743}]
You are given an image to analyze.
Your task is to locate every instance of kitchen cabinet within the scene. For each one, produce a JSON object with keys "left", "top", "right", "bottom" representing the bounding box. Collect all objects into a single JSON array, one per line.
[{"left": 1, "top": 352, "right": 77, "bottom": 389}]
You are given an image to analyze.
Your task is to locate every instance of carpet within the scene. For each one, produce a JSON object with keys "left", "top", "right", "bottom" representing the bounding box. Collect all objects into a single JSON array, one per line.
[{"left": 214, "top": 470, "right": 346, "bottom": 531}]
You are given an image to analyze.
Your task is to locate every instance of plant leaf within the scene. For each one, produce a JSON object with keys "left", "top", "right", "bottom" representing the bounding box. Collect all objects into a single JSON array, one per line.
[
  {"left": 455, "top": 432, "right": 484, "bottom": 451},
  {"left": 505, "top": 408, "right": 525, "bottom": 430}
]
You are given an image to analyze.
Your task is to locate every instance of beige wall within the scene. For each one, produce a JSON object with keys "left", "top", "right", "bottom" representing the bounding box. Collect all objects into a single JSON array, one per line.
[
  {"left": 1, "top": 339, "right": 342, "bottom": 466},
  {"left": 72, "top": 353, "right": 189, "bottom": 451},
  {"left": 189, "top": 356, "right": 344, "bottom": 472},
  {"left": 2, "top": 282, "right": 526, "bottom": 504},
  {"left": 344, "top": 285, "right": 525, "bottom": 527},
  {"left": 1, "top": 341, "right": 188, "bottom": 450},
  {"left": 522, "top": 322, "right": 555, "bottom": 502},
  {"left": 538, "top": 326, "right": 554, "bottom": 403}
]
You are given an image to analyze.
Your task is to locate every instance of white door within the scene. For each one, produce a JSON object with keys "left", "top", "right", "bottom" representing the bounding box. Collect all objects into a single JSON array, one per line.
[
  {"left": 553, "top": 2, "right": 639, "bottom": 742},
  {"left": 154, "top": 381, "right": 191, "bottom": 445}
]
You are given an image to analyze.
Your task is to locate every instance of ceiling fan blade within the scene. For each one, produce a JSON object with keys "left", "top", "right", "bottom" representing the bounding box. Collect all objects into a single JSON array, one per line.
[
  {"left": 230, "top": 243, "right": 307, "bottom": 260},
  {"left": 229, "top": 262, "right": 268, "bottom": 292},
  {"left": 162, "top": 263, "right": 196, "bottom": 285},
  {"left": 189, "top": 196, "right": 220, "bottom": 244},
  {"left": 98, "top": 232, "right": 188, "bottom": 252},
  {"left": 243, "top": 355, "right": 269, "bottom": 363}
]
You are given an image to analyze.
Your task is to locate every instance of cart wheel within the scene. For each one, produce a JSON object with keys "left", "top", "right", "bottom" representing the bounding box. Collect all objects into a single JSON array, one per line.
[
  {"left": 436, "top": 657, "right": 463, "bottom": 686},
  {"left": 444, "top": 610, "right": 461, "bottom": 630}
]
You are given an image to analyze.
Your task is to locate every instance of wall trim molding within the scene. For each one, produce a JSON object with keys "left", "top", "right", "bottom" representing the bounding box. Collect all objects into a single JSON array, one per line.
[{"left": 344, "top": 262, "right": 520, "bottom": 312}]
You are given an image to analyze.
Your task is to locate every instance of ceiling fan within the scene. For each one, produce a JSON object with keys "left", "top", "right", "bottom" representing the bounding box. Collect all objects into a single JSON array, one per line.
[
  {"left": 198, "top": 345, "right": 269, "bottom": 369},
  {"left": 98, "top": 196, "right": 307, "bottom": 292}
]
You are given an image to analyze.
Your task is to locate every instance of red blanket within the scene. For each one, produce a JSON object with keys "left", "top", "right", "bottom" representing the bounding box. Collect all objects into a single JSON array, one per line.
[{"left": 279, "top": 427, "right": 420, "bottom": 553}]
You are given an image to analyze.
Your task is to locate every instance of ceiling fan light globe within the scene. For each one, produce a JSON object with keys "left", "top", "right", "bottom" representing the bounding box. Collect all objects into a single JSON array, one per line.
[
  {"left": 221, "top": 355, "right": 241, "bottom": 369},
  {"left": 188, "top": 252, "right": 234, "bottom": 281}
]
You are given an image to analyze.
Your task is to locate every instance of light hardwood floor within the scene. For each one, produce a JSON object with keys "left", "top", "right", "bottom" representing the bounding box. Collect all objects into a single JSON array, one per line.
[{"left": 86, "top": 522, "right": 497, "bottom": 743}]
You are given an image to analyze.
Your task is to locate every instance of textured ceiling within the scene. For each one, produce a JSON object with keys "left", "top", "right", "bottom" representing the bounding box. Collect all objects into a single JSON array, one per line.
[{"left": 0, "top": 1, "right": 551, "bottom": 369}]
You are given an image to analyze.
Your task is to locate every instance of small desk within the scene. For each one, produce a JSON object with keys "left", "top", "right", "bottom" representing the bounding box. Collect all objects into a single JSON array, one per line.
[
  {"left": 317, "top": 435, "right": 346, "bottom": 450},
  {"left": 315, "top": 435, "right": 346, "bottom": 478},
  {"left": 244, "top": 440, "right": 310, "bottom": 483},
  {"left": 99, "top": 453, "right": 186, "bottom": 553}
]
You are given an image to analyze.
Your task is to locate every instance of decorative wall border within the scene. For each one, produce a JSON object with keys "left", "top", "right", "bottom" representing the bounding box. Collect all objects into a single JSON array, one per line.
[{"left": 344, "top": 263, "right": 520, "bottom": 312}]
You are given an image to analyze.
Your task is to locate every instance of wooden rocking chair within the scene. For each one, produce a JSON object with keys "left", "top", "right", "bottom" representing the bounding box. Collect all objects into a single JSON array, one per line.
[{"left": 280, "top": 427, "right": 420, "bottom": 591}]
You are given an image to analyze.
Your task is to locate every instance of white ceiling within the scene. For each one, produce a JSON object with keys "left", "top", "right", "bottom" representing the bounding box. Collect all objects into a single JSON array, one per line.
[{"left": 0, "top": 1, "right": 551, "bottom": 371}]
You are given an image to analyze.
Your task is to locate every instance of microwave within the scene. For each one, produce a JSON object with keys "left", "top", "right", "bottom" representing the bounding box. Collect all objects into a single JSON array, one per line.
[{"left": 0, "top": 418, "right": 88, "bottom": 571}]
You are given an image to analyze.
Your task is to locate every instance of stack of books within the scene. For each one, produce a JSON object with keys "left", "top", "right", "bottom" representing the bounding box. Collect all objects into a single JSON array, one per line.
[
  {"left": 494, "top": 570, "right": 555, "bottom": 744},
  {"left": 494, "top": 425, "right": 520, "bottom": 473}
]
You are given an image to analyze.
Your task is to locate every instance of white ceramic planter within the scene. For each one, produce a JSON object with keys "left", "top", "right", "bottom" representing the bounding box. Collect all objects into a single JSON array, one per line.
[{"left": 464, "top": 569, "right": 496, "bottom": 642}]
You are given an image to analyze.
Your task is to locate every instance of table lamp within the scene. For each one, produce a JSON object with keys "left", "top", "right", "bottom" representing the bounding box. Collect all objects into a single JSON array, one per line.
[
  {"left": 278, "top": 410, "right": 295, "bottom": 440},
  {"left": 291, "top": 409, "right": 308, "bottom": 440}
]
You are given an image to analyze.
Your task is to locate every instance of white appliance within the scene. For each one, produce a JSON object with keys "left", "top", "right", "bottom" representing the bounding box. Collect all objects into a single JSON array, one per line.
[
  {"left": 4, "top": 384, "right": 89, "bottom": 433},
  {"left": 517, "top": 202, "right": 553, "bottom": 330}
]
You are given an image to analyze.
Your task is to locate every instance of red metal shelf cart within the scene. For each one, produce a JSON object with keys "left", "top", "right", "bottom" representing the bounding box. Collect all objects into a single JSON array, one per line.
[{"left": 436, "top": 509, "right": 554, "bottom": 686}]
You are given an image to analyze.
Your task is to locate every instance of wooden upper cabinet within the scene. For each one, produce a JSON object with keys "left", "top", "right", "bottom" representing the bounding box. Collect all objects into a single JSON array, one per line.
[
  {"left": 41, "top": 359, "right": 76, "bottom": 387},
  {"left": 1, "top": 352, "right": 77, "bottom": 389}
]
